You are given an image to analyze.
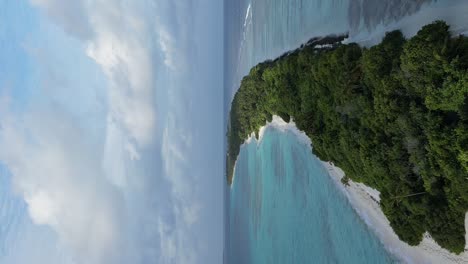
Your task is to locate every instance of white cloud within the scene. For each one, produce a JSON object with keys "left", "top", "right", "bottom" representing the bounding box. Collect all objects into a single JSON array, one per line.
[
  {"left": 84, "top": 1, "right": 157, "bottom": 151},
  {"left": 31, "top": 0, "right": 158, "bottom": 157},
  {"left": 0, "top": 105, "right": 130, "bottom": 264},
  {"left": 159, "top": 109, "right": 200, "bottom": 264},
  {"left": 25, "top": 191, "right": 59, "bottom": 226},
  {"left": 4, "top": 0, "right": 205, "bottom": 263},
  {"left": 158, "top": 27, "right": 177, "bottom": 70},
  {"left": 157, "top": 213, "right": 198, "bottom": 264}
]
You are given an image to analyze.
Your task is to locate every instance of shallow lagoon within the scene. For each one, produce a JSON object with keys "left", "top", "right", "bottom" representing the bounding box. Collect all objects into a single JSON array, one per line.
[{"left": 228, "top": 127, "right": 396, "bottom": 263}]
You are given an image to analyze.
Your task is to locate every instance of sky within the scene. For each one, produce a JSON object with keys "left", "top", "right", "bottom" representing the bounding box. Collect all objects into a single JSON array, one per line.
[{"left": 0, "top": 0, "right": 223, "bottom": 263}]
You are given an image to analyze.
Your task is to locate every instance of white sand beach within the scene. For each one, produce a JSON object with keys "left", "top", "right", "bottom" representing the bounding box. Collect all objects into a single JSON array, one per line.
[
  {"left": 236, "top": 115, "right": 468, "bottom": 263},
  {"left": 324, "top": 163, "right": 468, "bottom": 264}
]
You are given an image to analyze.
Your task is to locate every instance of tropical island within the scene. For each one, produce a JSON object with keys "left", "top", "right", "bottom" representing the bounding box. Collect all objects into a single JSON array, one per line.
[{"left": 226, "top": 21, "right": 468, "bottom": 254}]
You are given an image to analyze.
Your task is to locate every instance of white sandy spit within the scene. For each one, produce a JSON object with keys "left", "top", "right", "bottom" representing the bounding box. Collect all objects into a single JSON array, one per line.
[{"left": 233, "top": 115, "right": 468, "bottom": 263}]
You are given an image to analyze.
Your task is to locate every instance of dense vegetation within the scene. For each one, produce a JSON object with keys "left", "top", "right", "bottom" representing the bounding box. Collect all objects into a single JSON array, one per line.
[{"left": 227, "top": 21, "right": 468, "bottom": 253}]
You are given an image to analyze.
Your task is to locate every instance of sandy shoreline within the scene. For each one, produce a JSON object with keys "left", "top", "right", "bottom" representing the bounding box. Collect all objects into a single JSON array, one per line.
[
  {"left": 232, "top": 115, "right": 468, "bottom": 263},
  {"left": 228, "top": 0, "right": 468, "bottom": 260},
  {"left": 324, "top": 163, "right": 468, "bottom": 264}
]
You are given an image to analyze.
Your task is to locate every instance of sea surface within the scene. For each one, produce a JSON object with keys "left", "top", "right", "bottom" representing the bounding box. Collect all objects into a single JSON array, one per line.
[
  {"left": 224, "top": 0, "right": 468, "bottom": 263},
  {"left": 228, "top": 128, "right": 396, "bottom": 263}
]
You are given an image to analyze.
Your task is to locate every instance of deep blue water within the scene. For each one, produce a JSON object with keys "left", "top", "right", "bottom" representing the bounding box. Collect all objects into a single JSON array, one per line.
[{"left": 228, "top": 128, "right": 396, "bottom": 263}]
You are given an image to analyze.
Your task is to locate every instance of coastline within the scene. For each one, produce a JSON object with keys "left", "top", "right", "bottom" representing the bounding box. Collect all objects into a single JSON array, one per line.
[
  {"left": 232, "top": 115, "right": 468, "bottom": 263},
  {"left": 230, "top": 116, "right": 310, "bottom": 189},
  {"left": 324, "top": 162, "right": 468, "bottom": 264}
]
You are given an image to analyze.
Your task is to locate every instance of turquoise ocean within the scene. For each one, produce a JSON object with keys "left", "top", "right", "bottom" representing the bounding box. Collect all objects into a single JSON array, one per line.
[
  {"left": 223, "top": 0, "right": 439, "bottom": 263},
  {"left": 224, "top": 1, "right": 468, "bottom": 263},
  {"left": 227, "top": 128, "right": 396, "bottom": 263}
]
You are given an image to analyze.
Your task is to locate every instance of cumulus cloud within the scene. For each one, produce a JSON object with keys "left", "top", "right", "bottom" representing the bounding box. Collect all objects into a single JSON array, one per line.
[
  {"left": 31, "top": 0, "right": 159, "bottom": 157},
  {"left": 85, "top": 9, "right": 157, "bottom": 149},
  {"left": 0, "top": 0, "right": 205, "bottom": 263},
  {"left": 0, "top": 104, "right": 130, "bottom": 264}
]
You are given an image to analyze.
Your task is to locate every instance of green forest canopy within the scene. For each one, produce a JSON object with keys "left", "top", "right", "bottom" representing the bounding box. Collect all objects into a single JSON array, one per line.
[{"left": 227, "top": 21, "right": 468, "bottom": 254}]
